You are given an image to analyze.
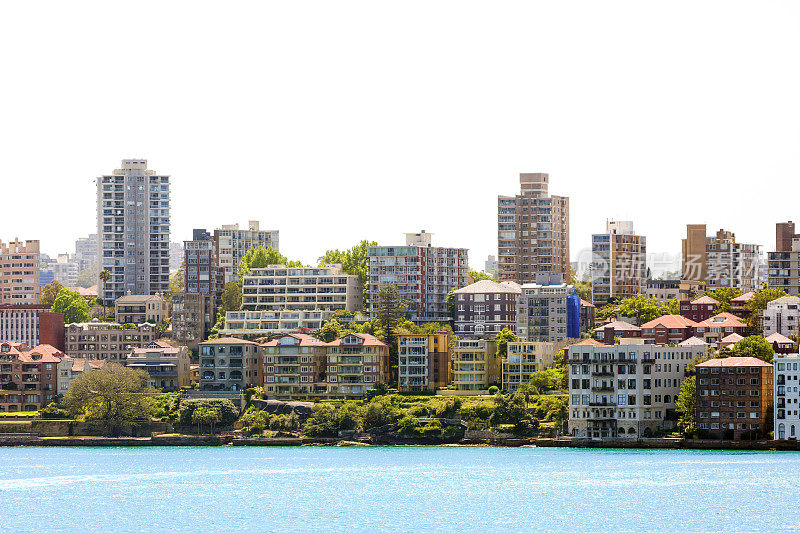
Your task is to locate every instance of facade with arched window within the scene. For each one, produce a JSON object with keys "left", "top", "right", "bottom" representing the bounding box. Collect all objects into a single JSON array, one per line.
[{"left": 774, "top": 354, "right": 800, "bottom": 440}]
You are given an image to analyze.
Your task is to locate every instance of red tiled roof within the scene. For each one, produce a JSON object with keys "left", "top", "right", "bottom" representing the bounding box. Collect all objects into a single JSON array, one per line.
[
  {"left": 696, "top": 356, "right": 772, "bottom": 368},
  {"left": 200, "top": 337, "right": 258, "bottom": 346},
  {"left": 765, "top": 332, "right": 794, "bottom": 344},
  {"left": 641, "top": 314, "right": 698, "bottom": 330},
  {"left": 327, "top": 333, "right": 388, "bottom": 347},
  {"left": 691, "top": 295, "right": 720, "bottom": 305},
  {"left": 571, "top": 338, "right": 603, "bottom": 346},
  {"left": 579, "top": 299, "right": 596, "bottom": 308},
  {"left": 731, "top": 292, "right": 755, "bottom": 303},
  {"left": 696, "top": 312, "right": 747, "bottom": 329},
  {"left": 0, "top": 342, "right": 65, "bottom": 363},
  {"left": 262, "top": 333, "right": 328, "bottom": 347},
  {"left": 596, "top": 320, "right": 641, "bottom": 332}
]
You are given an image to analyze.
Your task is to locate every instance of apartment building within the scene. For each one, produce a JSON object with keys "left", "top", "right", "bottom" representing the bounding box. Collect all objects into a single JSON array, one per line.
[
  {"left": 774, "top": 353, "right": 800, "bottom": 440},
  {"left": 97, "top": 159, "right": 170, "bottom": 303},
  {"left": 451, "top": 339, "right": 500, "bottom": 391},
  {"left": 515, "top": 273, "right": 579, "bottom": 342},
  {"left": 484, "top": 255, "right": 499, "bottom": 280},
  {"left": 762, "top": 296, "right": 800, "bottom": 338},
  {"left": 730, "top": 291, "right": 755, "bottom": 318},
  {"left": 223, "top": 310, "right": 331, "bottom": 336},
  {"left": 41, "top": 253, "right": 80, "bottom": 287},
  {"left": 198, "top": 337, "right": 261, "bottom": 392},
  {"left": 497, "top": 173, "right": 570, "bottom": 284},
  {"left": 367, "top": 231, "right": 468, "bottom": 323},
  {"left": 580, "top": 299, "right": 596, "bottom": 334},
  {"left": 126, "top": 341, "right": 191, "bottom": 391},
  {"left": 397, "top": 332, "right": 451, "bottom": 392},
  {"left": 706, "top": 231, "right": 760, "bottom": 292},
  {"left": 693, "top": 313, "right": 748, "bottom": 345},
  {"left": 590, "top": 221, "right": 646, "bottom": 305},
  {"left": 680, "top": 295, "right": 719, "bottom": 322},
  {"left": 74, "top": 234, "right": 98, "bottom": 273},
  {"left": 262, "top": 333, "right": 328, "bottom": 397},
  {"left": 645, "top": 279, "right": 706, "bottom": 302},
  {"left": 769, "top": 223, "right": 800, "bottom": 295},
  {"left": 184, "top": 229, "right": 222, "bottom": 299},
  {"left": 325, "top": 333, "right": 389, "bottom": 398},
  {"left": 0, "top": 239, "right": 40, "bottom": 304},
  {"left": 594, "top": 320, "right": 642, "bottom": 344},
  {"left": 0, "top": 305, "right": 65, "bottom": 350},
  {"left": 64, "top": 321, "right": 156, "bottom": 362},
  {"left": 215, "top": 221, "right": 279, "bottom": 284},
  {"left": 0, "top": 342, "right": 63, "bottom": 411},
  {"left": 115, "top": 292, "right": 168, "bottom": 325},
  {"left": 696, "top": 357, "right": 773, "bottom": 440},
  {"left": 567, "top": 341, "right": 708, "bottom": 439},
  {"left": 57, "top": 357, "right": 105, "bottom": 396},
  {"left": 640, "top": 315, "right": 697, "bottom": 345},
  {"left": 452, "top": 280, "right": 520, "bottom": 338},
  {"left": 502, "top": 341, "right": 563, "bottom": 392},
  {"left": 171, "top": 292, "right": 211, "bottom": 351}
]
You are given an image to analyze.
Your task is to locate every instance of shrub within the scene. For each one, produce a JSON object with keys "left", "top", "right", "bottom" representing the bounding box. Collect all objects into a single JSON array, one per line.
[
  {"left": 487, "top": 386, "right": 499, "bottom": 395},
  {"left": 178, "top": 399, "right": 238, "bottom": 427},
  {"left": 362, "top": 396, "right": 401, "bottom": 429},
  {"left": 302, "top": 402, "right": 363, "bottom": 438},
  {"left": 40, "top": 402, "right": 70, "bottom": 419}
]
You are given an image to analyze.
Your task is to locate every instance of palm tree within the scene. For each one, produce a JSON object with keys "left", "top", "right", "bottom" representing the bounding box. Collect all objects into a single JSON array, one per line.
[{"left": 98, "top": 270, "right": 111, "bottom": 316}]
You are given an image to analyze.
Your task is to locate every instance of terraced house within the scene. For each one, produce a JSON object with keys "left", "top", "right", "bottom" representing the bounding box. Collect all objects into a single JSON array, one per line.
[
  {"left": 0, "top": 342, "right": 63, "bottom": 411},
  {"left": 451, "top": 339, "right": 500, "bottom": 392},
  {"left": 325, "top": 333, "right": 388, "bottom": 398},
  {"left": 198, "top": 337, "right": 261, "bottom": 392},
  {"left": 397, "top": 332, "right": 451, "bottom": 392},
  {"left": 262, "top": 333, "right": 328, "bottom": 397}
]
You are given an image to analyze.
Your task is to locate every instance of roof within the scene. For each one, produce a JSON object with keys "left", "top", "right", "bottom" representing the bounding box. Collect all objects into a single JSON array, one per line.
[
  {"left": 116, "top": 293, "right": 165, "bottom": 304},
  {"left": 453, "top": 279, "right": 522, "bottom": 295},
  {"left": 765, "top": 332, "right": 794, "bottom": 344},
  {"left": 641, "top": 314, "right": 698, "bottom": 330},
  {"left": 678, "top": 337, "right": 707, "bottom": 347},
  {"left": 731, "top": 292, "right": 755, "bottom": 303},
  {"left": 690, "top": 295, "right": 720, "bottom": 305},
  {"left": 579, "top": 299, "right": 596, "bottom": 308},
  {"left": 62, "top": 357, "right": 106, "bottom": 372},
  {"left": 696, "top": 357, "right": 772, "bottom": 368},
  {"left": 327, "top": 333, "right": 388, "bottom": 347},
  {"left": 67, "top": 286, "right": 98, "bottom": 297},
  {"left": 767, "top": 296, "right": 800, "bottom": 307},
  {"left": 571, "top": 338, "right": 603, "bottom": 346},
  {"left": 131, "top": 345, "right": 182, "bottom": 355},
  {"left": 596, "top": 320, "right": 642, "bottom": 332},
  {"left": 696, "top": 312, "right": 747, "bottom": 329},
  {"left": 200, "top": 337, "right": 258, "bottom": 346},
  {"left": 720, "top": 333, "right": 744, "bottom": 343},
  {"left": 262, "top": 333, "right": 328, "bottom": 347},
  {"left": 0, "top": 342, "right": 65, "bottom": 363}
]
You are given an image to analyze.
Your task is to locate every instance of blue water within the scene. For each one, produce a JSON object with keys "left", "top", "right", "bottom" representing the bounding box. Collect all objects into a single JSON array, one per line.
[{"left": 0, "top": 446, "right": 796, "bottom": 532}]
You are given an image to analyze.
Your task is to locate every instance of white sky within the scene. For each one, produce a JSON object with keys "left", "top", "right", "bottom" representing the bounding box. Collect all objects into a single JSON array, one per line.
[{"left": 1, "top": 1, "right": 798, "bottom": 273}]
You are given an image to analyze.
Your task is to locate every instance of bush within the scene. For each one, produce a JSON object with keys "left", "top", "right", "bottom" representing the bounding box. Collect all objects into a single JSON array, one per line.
[
  {"left": 40, "top": 402, "right": 71, "bottom": 419},
  {"left": 362, "top": 396, "right": 401, "bottom": 429},
  {"left": 487, "top": 386, "right": 499, "bottom": 395},
  {"left": 301, "top": 402, "right": 363, "bottom": 438},
  {"left": 178, "top": 399, "right": 238, "bottom": 427}
]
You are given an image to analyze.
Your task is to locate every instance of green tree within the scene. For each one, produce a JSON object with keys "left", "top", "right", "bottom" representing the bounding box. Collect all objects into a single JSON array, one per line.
[
  {"left": 529, "top": 367, "right": 566, "bottom": 393},
  {"left": 495, "top": 328, "right": 519, "bottom": 357},
  {"left": 568, "top": 267, "right": 592, "bottom": 301},
  {"left": 318, "top": 240, "right": 377, "bottom": 302},
  {"left": 65, "top": 363, "right": 154, "bottom": 436},
  {"left": 675, "top": 375, "right": 697, "bottom": 436},
  {"left": 597, "top": 294, "right": 678, "bottom": 325},
  {"left": 701, "top": 287, "right": 744, "bottom": 313},
  {"left": 219, "top": 282, "right": 242, "bottom": 314},
  {"left": 375, "top": 283, "right": 409, "bottom": 378},
  {"left": 75, "top": 267, "right": 97, "bottom": 289},
  {"left": 315, "top": 318, "right": 343, "bottom": 342},
  {"left": 732, "top": 335, "right": 774, "bottom": 363},
  {"left": 170, "top": 264, "right": 185, "bottom": 294},
  {"left": 51, "top": 288, "right": 92, "bottom": 324},
  {"left": 40, "top": 280, "right": 65, "bottom": 307},
  {"left": 237, "top": 247, "right": 302, "bottom": 280},
  {"left": 468, "top": 270, "right": 494, "bottom": 282},
  {"left": 744, "top": 287, "right": 788, "bottom": 332},
  {"left": 192, "top": 405, "right": 222, "bottom": 435},
  {"left": 177, "top": 398, "right": 238, "bottom": 427}
]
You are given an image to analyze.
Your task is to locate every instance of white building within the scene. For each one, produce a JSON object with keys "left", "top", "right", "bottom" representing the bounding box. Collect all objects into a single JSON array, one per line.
[
  {"left": 591, "top": 220, "right": 647, "bottom": 305},
  {"left": 567, "top": 340, "right": 708, "bottom": 439},
  {"left": 706, "top": 232, "right": 761, "bottom": 292},
  {"left": 57, "top": 357, "right": 105, "bottom": 396},
  {"left": 762, "top": 296, "right": 800, "bottom": 338},
  {"left": 97, "top": 159, "right": 170, "bottom": 303},
  {"left": 223, "top": 309, "right": 332, "bottom": 335},
  {"left": 774, "top": 353, "right": 800, "bottom": 440},
  {"left": 516, "top": 273, "right": 577, "bottom": 342}
]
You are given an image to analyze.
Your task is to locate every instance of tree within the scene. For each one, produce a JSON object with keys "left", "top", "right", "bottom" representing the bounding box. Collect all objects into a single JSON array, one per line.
[
  {"left": 469, "top": 270, "right": 494, "bottom": 282},
  {"left": 744, "top": 287, "right": 788, "bottom": 332},
  {"left": 495, "top": 328, "right": 519, "bottom": 357},
  {"left": 568, "top": 267, "right": 592, "bottom": 301},
  {"left": 701, "top": 287, "right": 744, "bottom": 314},
  {"left": 170, "top": 264, "right": 185, "bottom": 294},
  {"left": 375, "top": 283, "right": 409, "bottom": 379},
  {"left": 192, "top": 405, "right": 222, "bottom": 435},
  {"left": 529, "top": 367, "right": 565, "bottom": 393},
  {"left": 177, "top": 398, "right": 238, "bottom": 427},
  {"left": 75, "top": 267, "right": 97, "bottom": 289},
  {"left": 318, "top": 240, "right": 377, "bottom": 302},
  {"left": 675, "top": 376, "right": 697, "bottom": 436},
  {"left": 65, "top": 363, "right": 154, "bottom": 436},
  {"left": 51, "top": 288, "right": 92, "bottom": 324},
  {"left": 732, "top": 335, "right": 774, "bottom": 363},
  {"left": 238, "top": 247, "right": 302, "bottom": 280},
  {"left": 596, "top": 294, "right": 678, "bottom": 325},
  {"left": 99, "top": 269, "right": 112, "bottom": 304},
  {"left": 219, "top": 282, "right": 242, "bottom": 314},
  {"left": 315, "top": 318, "right": 343, "bottom": 342},
  {"left": 40, "top": 280, "right": 65, "bottom": 307}
]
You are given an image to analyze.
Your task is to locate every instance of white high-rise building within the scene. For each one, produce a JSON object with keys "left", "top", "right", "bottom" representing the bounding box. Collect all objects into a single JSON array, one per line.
[
  {"left": 97, "top": 159, "right": 171, "bottom": 304},
  {"left": 591, "top": 220, "right": 647, "bottom": 305}
]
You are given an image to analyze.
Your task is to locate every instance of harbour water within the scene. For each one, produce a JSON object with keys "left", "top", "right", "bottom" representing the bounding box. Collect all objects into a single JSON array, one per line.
[{"left": 0, "top": 446, "right": 797, "bottom": 532}]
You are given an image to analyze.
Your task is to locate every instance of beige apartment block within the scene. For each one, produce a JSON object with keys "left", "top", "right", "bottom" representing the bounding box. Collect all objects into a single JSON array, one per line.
[
  {"left": 64, "top": 321, "right": 156, "bottom": 362},
  {"left": 0, "top": 239, "right": 40, "bottom": 304},
  {"left": 326, "top": 333, "right": 389, "bottom": 398},
  {"left": 126, "top": 341, "right": 191, "bottom": 391},
  {"left": 498, "top": 173, "right": 570, "bottom": 284},
  {"left": 262, "top": 333, "right": 328, "bottom": 397},
  {"left": 502, "top": 341, "right": 565, "bottom": 392},
  {"left": 591, "top": 221, "right": 646, "bottom": 305},
  {"left": 198, "top": 337, "right": 261, "bottom": 392},
  {"left": 115, "top": 292, "right": 169, "bottom": 325},
  {"left": 452, "top": 339, "right": 500, "bottom": 392}
]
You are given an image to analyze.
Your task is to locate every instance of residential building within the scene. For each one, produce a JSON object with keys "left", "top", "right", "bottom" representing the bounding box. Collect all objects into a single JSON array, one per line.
[
  {"left": 0, "top": 239, "right": 40, "bottom": 304},
  {"left": 497, "top": 173, "right": 570, "bottom": 283},
  {"left": 646, "top": 279, "right": 680, "bottom": 302},
  {"left": 74, "top": 234, "right": 98, "bottom": 273},
  {"left": 593, "top": 320, "right": 642, "bottom": 344},
  {"left": 762, "top": 296, "right": 800, "bottom": 338},
  {"left": 262, "top": 333, "right": 328, "bottom": 397},
  {"left": 0, "top": 342, "right": 63, "bottom": 411},
  {"left": 367, "top": 231, "right": 468, "bottom": 323},
  {"left": 719, "top": 333, "right": 744, "bottom": 350},
  {"left": 126, "top": 341, "right": 191, "bottom": 391},
  {"left": 171, "top": 292, "right": 211, "bottom": 351},
  {"left": 567, "top": 341, "right": 708, "bottom": 439},
  {"left": 640, "top": 315, "right": 697, "bottom": 345},
  {"left": 682, "top": 224, "right": 711, "bottom": 282},
  {"left": 453, "top": 280, "right": 520, "bottom": 337},
  {"left": 222, "top": 264, "right": 362, "bottom": 336},
  {"left": 198, "top": 337, "right": 261, "bottom": 391},
  {"left": 57, "top": 357, "right": 105, "bottom": 396},
  {"left": 0, "top": 304, "right": 65, "bottom": 350},
  {"left": 169, "top": 241, "right": 184, "bottom": 272},
  {"left": 184, "top": 229, "right": 222, "bottom": 301},
  {"left": 515, "top": 273, "right": 579, "bottom": 342},
  {"left": 680, "top": 295, "right": 719, "bottom": 322},
  {"left": 696, "top": 357, "right": 773, "bottom": 440},
  {"left": 64, "top": 321, "right": 156, "bottom": 362},
  {"left": 765, "top": 332, "right": 795, "bottom": 355},
  {"left": 769, "top": 223, "right": 800, "bottom": 295},
  {"left": 484, "top": 255, "right": 499, "bottom": 280},
  {"left": 502, "top": 341, "right": 564, "bottom": 392},
  {"left": 46, "top": 253, "right": 80, "bottom": 287},
  {"left": 590, "top": 221, "right": 646, "bottom": 305},
  {"left": 325, "top": 333, "right": 389, "bottom": 398},
  {"left": 706, "top": 230, "right": 760, "bottom": 292},
  {"left": 579, "top": 299, "right": 596, "bottom": 334},
  {"left": 397, "top": 332, "right": 451, "bottom": 392},
  {"left": 730, "top": 291, "right": 755, "bottom": 318},
  {"left": 215, "top": 221, "right": 279, "bottom": 285},
  {"left": 693, "top": 313, "right": 748, "bottom": 345},
  {"left": 451, "top": 339, "right": 500, "bottom": 391},
  {"left": 115, "top": 292, "right": 168, "bottom": 325},
  {"left": 97, "top": 159, "right": 170, "bottom": 304},
  {"left": 776, "top": 221, "right": 799, "bottom": 254},
  {"left": 774, "top": 353, "right": 800, "bottom": 439}
]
